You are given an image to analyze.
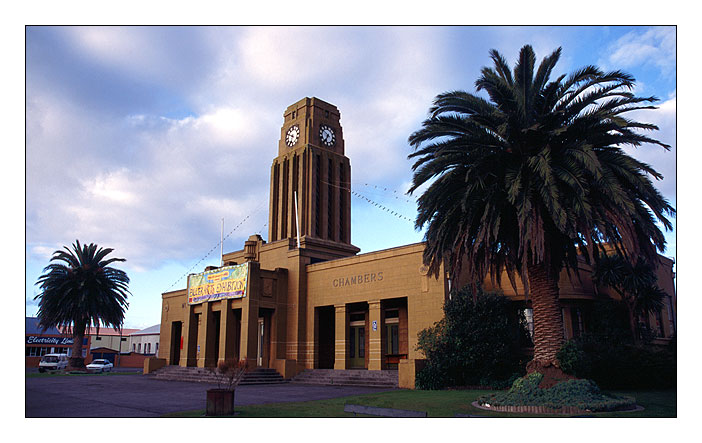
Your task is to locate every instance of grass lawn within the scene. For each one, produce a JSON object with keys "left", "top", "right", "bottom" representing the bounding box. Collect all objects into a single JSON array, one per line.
[{"left": 162, "top": 388, "right": 676, "bottom": 418}]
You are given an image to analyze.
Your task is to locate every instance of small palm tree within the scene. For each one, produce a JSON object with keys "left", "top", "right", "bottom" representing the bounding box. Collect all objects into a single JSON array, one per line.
[
  {"left": 593, "top": 253, "right": 666, "bottom": 344},
  {"left": 35, "top": 240, "right": 130, "bottom": 368},
  {"left": 408, "top": 45, "right": 674, "bottom": 373}
]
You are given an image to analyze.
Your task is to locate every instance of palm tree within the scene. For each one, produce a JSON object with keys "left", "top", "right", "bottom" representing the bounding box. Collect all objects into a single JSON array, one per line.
[
  {"left": 407, "top": 45, "right": 674, "bottom": 374},
  {"left": 592, "top": 253, "right": 666, "bottom": 344},
  {"left": 35, "top": 240, "right": 130, "bottom": 368}
]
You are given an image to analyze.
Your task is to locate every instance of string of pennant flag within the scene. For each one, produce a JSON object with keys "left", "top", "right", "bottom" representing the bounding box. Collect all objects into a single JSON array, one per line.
[
  {"left": 163, "top": 182, "right": 416, "bottom": 292},
  {"left": 326, "top": 180, "right": 416, "bottom": 224},
  {"left": 354, "top": 182, "right": 416, "bottom": 204},
  {"left": 349, "top": 189, "right": 415, "bottom": 223},
  {"left": 163, "top": 202, "right": 266, "bottom": 293}
]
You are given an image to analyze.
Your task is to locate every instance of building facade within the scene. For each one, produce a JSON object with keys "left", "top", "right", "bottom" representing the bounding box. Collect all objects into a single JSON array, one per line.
[
  {"left": 25, "top": 317, "right": 90, "bottom": 367},
  {"left": 158, "top": 97, "right": 676, "bottom": 380},
  {"left": 129, "top": 324, "right": 160, "bottom": 356},
  {"left": 88, "top": 326, "right": 137, "bottom": 354}
]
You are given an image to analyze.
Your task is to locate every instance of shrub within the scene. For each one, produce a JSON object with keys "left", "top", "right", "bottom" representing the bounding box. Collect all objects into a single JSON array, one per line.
[
  {"left": 556, "top": 339, "right": 590, "bottom": 377},
  {"left": 553, "top": 297, "right": 676, "bottom": 389},
  {"left": 556, "top": 336, "right": 676, "bottom": 389},
  {"left": 479, "top": 372, "right": 636, "bottom": 412},
  {"left": 414, "top": 362, "right": 446, "bottom": 390},
  {"left": 415, "top": 287, "right": 528, "bottom": 389}
]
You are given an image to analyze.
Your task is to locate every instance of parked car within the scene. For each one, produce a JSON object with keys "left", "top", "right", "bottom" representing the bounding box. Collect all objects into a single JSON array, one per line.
[
  {"left": 38, "top": 353, "right": 69, "bottom": 372},
  {"left": 86, "top": 359, "right": 113, "bottom": 373}
]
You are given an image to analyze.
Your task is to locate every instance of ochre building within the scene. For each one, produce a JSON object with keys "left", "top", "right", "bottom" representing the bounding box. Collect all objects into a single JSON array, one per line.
[{"left": 157, "top": 97, "right": 677, "bottom": 385}]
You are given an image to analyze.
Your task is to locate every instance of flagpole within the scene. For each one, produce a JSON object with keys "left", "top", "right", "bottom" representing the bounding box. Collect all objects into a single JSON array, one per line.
[{"left": 220, "top": 217, "right": 224, "bottom": 267}]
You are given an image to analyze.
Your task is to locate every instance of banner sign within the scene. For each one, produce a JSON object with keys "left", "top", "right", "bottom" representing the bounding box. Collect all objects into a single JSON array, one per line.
[
  {"left": 26, "top": 336, "right": 74, "bottom": 345},
  {"left": 188, "top": 262, "right": 250, "bottom": 305}
]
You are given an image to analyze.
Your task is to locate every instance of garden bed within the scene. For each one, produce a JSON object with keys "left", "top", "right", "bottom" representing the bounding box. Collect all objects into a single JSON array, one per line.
[{"left": 477, "top": 372, "right": 638, "bottom": 413}]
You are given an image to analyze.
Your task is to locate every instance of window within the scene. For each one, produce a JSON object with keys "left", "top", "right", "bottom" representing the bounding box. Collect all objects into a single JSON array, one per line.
[
  {"left": 155, "top": 343, "right": 159, "bottom": 354},
  {"left": 95, "top": 336, "right": 102, "bottom": 341},
  {"left": 386, "top": 325, "right": 399, "bottom": 354},
  {"left": 132, "top": 344, "right": 136, "bottom": 352},
  {"left": 570, "top": 308, "right": 583, "bottom": 338},
  {"left": 523, "top": 308, "right": 534, "bottom": 338},
  {"left": 654, "top": 310, "right": 665, "bottom": 337},
  {"left": 27, "top": 347, "right": 40, "bottom": 357},
  {"left": 350, "top": 313, "right": 365, "bottom": 323},
  {"left": 138, "top": 343, "right": 142, "bottom": 353},
  {"left": 385, "top": 309, "right": 399, "bottom": 319},
  {"left": 358, "top": 328, "right": 365, "bottom": 358},
  {"left": 385, "top": 309, "right": 400, "bottom": 355},
  {"left": 147, "top": 343, "right": 151, "bottom": 354},
  {"left": 121, "top": 337, "right": 127, "bottom": 342}
]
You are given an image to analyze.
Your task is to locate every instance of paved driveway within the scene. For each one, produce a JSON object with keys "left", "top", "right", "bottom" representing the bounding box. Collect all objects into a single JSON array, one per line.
[{"left": 26, "top": 374, "right": 394, "bottom": 417}]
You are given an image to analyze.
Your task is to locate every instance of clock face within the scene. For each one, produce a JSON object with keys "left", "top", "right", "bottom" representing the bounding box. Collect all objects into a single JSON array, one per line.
[
  {"left": 285, "top": 125, "right": 300, "bottom": 147},
  {"left": 319, "top": 124, "right": 336, "bottom": 147}
]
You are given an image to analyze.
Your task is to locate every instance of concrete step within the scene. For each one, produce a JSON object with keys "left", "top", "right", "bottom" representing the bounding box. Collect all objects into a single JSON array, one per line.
[
  {"left": 149, "top": 365, "right": 288, "bottom": 385},
  {"left": 291, "top": 369, "right": 398, "bottom": 388}
]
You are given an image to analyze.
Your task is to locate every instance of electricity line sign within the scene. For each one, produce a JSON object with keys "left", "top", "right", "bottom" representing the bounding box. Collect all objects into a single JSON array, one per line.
[{"left": 187, "top": 262, "right": 249, "bottom": 305}]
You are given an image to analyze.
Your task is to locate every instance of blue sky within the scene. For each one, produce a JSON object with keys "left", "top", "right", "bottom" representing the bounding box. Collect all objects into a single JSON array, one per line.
[{"left": 24, "top": 26, "right": 676, "bottom": 330}]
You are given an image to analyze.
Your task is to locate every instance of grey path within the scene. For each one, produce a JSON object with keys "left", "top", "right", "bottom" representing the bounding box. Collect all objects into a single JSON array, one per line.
[{"left": 25, "top": 374, "right": 394, "bottom": 417}]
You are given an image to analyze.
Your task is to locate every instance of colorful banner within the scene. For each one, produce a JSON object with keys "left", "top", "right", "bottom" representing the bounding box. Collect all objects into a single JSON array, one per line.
[{"left": 187, "top": 262, "right": 249, "bottom": 305}]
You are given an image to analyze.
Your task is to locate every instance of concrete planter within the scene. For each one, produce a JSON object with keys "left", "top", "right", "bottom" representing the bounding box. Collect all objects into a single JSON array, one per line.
[{"left": 206, "top": 389, "right": 235, "bottom": 416}]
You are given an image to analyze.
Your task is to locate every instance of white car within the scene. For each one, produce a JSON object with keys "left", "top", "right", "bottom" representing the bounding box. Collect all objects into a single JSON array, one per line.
[
  {"left": 38, "top": 353, "right": 69, "bottom": 372},
  {"left": 86, "top": 359, "right": 113, "bottom": 373}
]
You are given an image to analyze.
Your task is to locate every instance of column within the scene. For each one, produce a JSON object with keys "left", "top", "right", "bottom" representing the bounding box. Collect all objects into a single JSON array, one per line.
[
  {"left": 219, "top": 300, "right": 237, "bottom": 364},
  {"left": 198, "top": 302, "right": 216, "bottom": 368},
  {"left": 334, "top": 304, "right": 347, "bottom": 370},
  {"left": 240, "top": 297, "right": 259, "bottom": 367},
  {"left": 368, "top": 300, "right": 382, "bottom": 370}
]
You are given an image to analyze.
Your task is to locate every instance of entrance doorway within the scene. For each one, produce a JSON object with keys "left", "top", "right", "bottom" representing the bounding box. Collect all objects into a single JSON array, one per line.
[
  {"left": 349, "top": 325, "right": 365, "bottom": 368},
  {"left": 315, "top": 306, "right": 335, "bottom": 369},
  {"left": 170, "top": 321, "right": 182, "bottom": 365}
]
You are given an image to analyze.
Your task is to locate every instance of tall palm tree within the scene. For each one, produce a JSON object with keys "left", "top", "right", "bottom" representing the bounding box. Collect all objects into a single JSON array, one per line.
[
  {"left": 407, "top": 45, "right": 674, "bottom": 373},
  {"left": 35, "top": 240, "right": 130, "bottom": 368},
  {"left": 592, "top": 253, "right": 666, "bottom": 344}
]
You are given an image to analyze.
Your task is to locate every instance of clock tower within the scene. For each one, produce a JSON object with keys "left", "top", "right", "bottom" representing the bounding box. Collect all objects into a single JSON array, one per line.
[{"left": 268, "top": 97, "right": 358, "bottom": 255}]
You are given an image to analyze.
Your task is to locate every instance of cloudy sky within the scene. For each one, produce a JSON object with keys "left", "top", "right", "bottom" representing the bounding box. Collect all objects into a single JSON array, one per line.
[{"left": 24, "top": 26, "right": 676, "bottom": 330}]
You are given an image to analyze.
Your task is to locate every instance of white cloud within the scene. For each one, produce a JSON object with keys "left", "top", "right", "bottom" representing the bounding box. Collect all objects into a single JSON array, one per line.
[
  {"left": 234, "top": 27, "right": 363, "bottom": 90},
  {"left": 624, "top": 95, "right": 676, "bottom": 200},
  {"left": 84, "top": 169, "right": 138, "bottom": 205},
  {"left": 603, "top": 27, "right": 676, "bottom": 77},
  {"left": 26, "top": 91, "right": 273, "bottom": 272}
]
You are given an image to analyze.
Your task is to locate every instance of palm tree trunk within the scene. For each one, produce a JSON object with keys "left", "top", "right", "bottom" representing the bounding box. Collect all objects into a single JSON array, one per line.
[
  {"left": 527, "top": 263, "right": 565, "bottom": 366},
  {"left": 70, "top": 324, "right": 86, "bottom": 369}
]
